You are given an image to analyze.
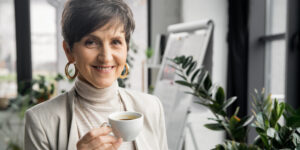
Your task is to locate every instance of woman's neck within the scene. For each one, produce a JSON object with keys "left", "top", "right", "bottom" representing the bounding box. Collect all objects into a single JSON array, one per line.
[{"left": 74, "top": 78, "right": 119, "bottom": 104}]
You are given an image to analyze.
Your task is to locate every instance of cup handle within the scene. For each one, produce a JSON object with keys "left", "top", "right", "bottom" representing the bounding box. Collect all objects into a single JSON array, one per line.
[{"left": 100, "top": 122, "right": 111, "bottom": 128}]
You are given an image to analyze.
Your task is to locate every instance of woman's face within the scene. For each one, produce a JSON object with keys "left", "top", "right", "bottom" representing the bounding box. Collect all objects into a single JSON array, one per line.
[{"left": 63, "top": 22, "right": 127, "bottom": 88}]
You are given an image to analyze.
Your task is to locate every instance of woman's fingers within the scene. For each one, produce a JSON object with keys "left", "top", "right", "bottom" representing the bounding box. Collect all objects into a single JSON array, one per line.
[
  {"left": 87, "top": 135, "right": 118, "bottom": 149},
  {"left": 80, "top": 126, "right": 112, "bottom": 143},
  {"left": 92, "top": 138, "right": 122, "bottom": 150},
  {"left": 112, "top": 138, "right": 123, "bottom": 150},
  {"left": 92, "top": 143, "right": 112, "bottom": 150},
  {"left": 77, "top": 126, "right": 124, "bottom": 150}
]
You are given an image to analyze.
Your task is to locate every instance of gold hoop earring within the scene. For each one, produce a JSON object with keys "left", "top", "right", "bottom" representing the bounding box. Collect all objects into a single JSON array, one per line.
[
  {"left": 119, "top": 63, "right": 129, "bottom": 79},
  {"left": 65, "top": 62, "right": 79, "bottom": 80}
]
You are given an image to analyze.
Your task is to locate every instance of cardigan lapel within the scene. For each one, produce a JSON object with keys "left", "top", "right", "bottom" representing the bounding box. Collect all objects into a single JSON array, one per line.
[
  {"left": 67, "top": 88, "right": 79, "bottom": 150},
  {"left": 118, "top": 88, "right": 145, "bottom": 150},
  {"left": 118, "top": 88, "right": 134, "bottom": 111}
]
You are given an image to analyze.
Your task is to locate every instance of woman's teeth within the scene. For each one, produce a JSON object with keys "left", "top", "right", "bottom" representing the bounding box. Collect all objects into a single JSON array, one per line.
[{"left": 96, "top": 66, "right": 113, "bottom": 70}]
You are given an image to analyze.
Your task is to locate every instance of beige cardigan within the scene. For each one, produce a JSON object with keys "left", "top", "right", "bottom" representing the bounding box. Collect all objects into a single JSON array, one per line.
[{"left": 24, "top": 87, "right": 168, "bottom": 150}]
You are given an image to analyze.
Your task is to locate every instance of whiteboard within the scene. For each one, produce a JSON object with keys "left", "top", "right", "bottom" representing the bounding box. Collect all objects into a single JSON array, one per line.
[{"left": 153, "top": 20, "right": 214, "bottom": 150}]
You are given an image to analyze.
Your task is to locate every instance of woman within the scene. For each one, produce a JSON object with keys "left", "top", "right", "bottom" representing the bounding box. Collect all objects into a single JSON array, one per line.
[{"left": 24, "top": 0, "right": 168, "bottom": 149}]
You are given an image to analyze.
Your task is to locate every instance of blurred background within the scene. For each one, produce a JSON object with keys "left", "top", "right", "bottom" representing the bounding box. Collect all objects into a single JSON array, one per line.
[{"left": 0, "top": 0, "right": 299, "bottom": 149}]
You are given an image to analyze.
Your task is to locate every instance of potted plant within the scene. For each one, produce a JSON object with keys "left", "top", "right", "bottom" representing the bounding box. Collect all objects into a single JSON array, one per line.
[
  {"left": 169, "top": 55, "right": 300, "bottom": 149},
  {"left": 0, "top": 74, "right": 65, "bottom": 150}
]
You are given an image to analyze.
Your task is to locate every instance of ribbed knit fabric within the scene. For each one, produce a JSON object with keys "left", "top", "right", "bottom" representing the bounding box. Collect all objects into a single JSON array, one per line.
[{"left": 74, "top": 79, "right": 134, "bottom": 149}]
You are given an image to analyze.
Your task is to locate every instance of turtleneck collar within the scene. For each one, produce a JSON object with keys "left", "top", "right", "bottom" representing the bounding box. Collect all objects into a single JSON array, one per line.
[{"left": 75, "top": 79, "right": 119, "bottom": 104}]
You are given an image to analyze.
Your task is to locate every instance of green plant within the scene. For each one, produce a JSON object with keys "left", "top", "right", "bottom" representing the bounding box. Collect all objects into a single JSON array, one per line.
[
  {"left": 251, "top": 90, "right": 300, "bottom": 149},
  {"left": 170, "top": 55, "right": 300, "bottom": 149},
  {"left": 214, "top": 141, "right": 261, "bottom": 150},
  {"left": 0, "top": 73, "right": 65, "bottom": 150},
  {"left": 148, "top": 85, "right": 154, "bottom": 94},
  {"left": 11, "top": 74, "right": 64, "bottom": 118},
  {"left": 284, "top": 104, "right": 300, "bottom": 128},
  {"left": 6, "top": 141, "right": 22, "bottom": 150},
  {"left": 145, "top": 47, "right": 154, "bottom": 59}
]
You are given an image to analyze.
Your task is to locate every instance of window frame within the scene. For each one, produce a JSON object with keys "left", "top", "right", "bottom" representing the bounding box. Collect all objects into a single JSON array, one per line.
[
  {"left": 14, "top": 0, "right": 32, "bottom": 94},
  {"left": 285, "top": 0, "right": 300, "bottom": 108}
]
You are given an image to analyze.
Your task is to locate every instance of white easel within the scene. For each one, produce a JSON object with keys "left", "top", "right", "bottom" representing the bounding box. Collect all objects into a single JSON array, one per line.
[{"left": 153, "top": 20, "right": 214, "bottom": 150}]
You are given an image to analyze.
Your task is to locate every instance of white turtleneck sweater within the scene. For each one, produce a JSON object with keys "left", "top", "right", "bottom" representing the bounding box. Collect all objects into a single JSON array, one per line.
[{"left": 74, "top": 79, "right": 134, "bottom": 150}]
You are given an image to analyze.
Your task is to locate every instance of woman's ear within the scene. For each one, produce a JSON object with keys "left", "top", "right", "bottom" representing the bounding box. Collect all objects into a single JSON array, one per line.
[{"left": 63, "top": 40, "right": 75, "bottom": 62}]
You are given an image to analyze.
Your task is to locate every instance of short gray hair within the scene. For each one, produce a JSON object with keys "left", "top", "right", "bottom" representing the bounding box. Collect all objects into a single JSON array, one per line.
[{"left": 61, "top": 0, "right": 135, "bottom": 50}]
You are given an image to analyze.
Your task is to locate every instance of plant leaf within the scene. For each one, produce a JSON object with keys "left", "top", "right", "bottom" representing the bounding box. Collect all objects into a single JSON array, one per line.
[
  {"left": 215, "top": 87, "right": 225, "bottom": 105},
  {"left": 186, "top": 61, "right": 197, "bottom": 76},
  {"left": 175, "top": 72, "right": 187, "bottom": 80},
  {"left": 184, "top": 91, "right": 198, "bottom": 97},
  {"left": 191, "top": 68, "right": 201, "bottom": 82},
  {"left": 222, "top": 97, "right": 237, "bottom": 110},
  {"left": 204, "top": 123, "right": 224, "bottom": 131},
  {"left": 241, "top": 115, "right": 254, "bottom": 127},
  {"left": 182, "top": 56, "right": 193, "bottom": 69},
  {"left": 203, "top": 74, "right": 212, "bottom": 91},
  {"left": 175, "top": 80, "right": 191, "bottom": 87},
  {"left": 266, "top": 128, "right": 276, "bottom": 138}
]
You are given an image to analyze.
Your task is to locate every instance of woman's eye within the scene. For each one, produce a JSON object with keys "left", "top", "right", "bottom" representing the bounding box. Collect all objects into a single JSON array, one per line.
[
  {"left": 85, "top": 39, "right": 97, "bottom": 48},
  {"left": 112, "top": 40, "right": 121, "bottom": 45}
]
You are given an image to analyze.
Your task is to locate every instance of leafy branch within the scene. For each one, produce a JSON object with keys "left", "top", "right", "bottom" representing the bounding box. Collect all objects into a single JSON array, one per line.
[
  {"left": 251, "top": 90, "right": 300, "bottom": 149},
  {"left": 169, "top": 55, "right": 253, "bottom": 144},
  {"left": 170, "top": 55, "right": 300, "bottom": 149}
]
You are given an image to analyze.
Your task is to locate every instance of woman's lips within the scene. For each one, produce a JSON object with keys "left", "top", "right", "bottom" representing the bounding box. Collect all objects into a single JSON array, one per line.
[{"left": 92, "top": 65, "right": 115, "bottom": 73}]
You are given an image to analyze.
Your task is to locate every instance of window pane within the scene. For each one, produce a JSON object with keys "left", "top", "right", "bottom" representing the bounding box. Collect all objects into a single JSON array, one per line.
[
  {"left": 0, "top": 0, "right": 17, "bottom": 102},
  {"left": 30, "top": 0, "right": 57, "bottom": 78},
  {"left": 265, "top": 0, "right": 287, "bottom": 100},
  {"left": 269, "top": 40, "right": 286, "bottom": 95},
  {"left": 267, "top": 0, "right": 287, "bottom": 34}
]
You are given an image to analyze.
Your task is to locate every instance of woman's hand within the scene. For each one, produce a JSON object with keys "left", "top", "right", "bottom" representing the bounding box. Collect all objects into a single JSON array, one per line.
[{"left": 77, "top": 126, "right": 123, "bottom": 150}]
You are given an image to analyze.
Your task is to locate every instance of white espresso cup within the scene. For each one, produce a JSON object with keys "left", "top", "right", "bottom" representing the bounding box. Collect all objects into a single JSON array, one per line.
[{"left": 108, "top": 111, "right": 144, "bottom": 141}]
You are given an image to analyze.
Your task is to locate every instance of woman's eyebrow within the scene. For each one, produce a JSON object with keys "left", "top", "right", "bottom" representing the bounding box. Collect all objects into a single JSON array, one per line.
[
  {"left": 86, "top": 34, "right": 124, "bottom": 40},
  {"left": 86, "top": 34, "right": 101, "bottom": 40},
  {"left": 111, "top": 36, "right": 124, "bottom": 39}
]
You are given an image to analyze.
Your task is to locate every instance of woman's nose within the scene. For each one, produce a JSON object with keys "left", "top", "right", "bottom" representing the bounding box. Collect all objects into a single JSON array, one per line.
[{"left": 97, "top": 43, "right": 113, "bottom": 63}]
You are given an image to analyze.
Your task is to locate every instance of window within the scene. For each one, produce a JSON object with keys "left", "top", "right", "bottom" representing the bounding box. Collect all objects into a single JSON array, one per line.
[
  {"left": 264, "top": 0, "right": 287, "bottom": 101},
  {"left": 0, "top": 0, "right": 17, "bottom": 100},
  {"left": 30, "top": 0, "right": 57, "bottom": 79}
]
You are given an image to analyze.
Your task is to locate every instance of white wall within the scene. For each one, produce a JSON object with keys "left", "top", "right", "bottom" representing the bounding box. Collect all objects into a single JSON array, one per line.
[
  {"left": 151, "top": 0, "right": 181, "bottom": 48},
  {"left": 182, "top": 0, "right": 228, "bottom": 89},
  {"left": 181, "top": 0, "right": 228, "bottom": 149}
]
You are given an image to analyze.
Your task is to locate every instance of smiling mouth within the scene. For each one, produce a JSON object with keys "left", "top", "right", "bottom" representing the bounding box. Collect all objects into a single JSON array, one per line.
[{"left": 92, "top": 65, "right": 115, "bottom": 72}]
